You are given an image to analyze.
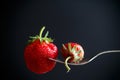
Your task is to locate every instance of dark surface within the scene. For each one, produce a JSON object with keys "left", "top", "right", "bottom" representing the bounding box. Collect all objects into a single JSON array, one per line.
[{"left": 4, "top": 0, "right": 120, "bottom": 80}]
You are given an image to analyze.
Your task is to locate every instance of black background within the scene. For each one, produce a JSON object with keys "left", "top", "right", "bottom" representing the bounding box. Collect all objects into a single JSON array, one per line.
[{"left": 4, "top": 0, "right": 120, "bottom": 80}]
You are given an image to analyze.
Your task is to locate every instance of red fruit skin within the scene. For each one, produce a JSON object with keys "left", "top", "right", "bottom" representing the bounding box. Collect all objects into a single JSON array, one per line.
[
  {"left": 61, "top": 42, "right": 84, "bottom": 63},
  {"left": 24, "top": 39, "right": 58, "bottom": 74}
]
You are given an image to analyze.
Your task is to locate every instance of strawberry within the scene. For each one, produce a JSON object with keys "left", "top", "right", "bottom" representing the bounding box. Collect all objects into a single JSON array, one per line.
[
  {"left": 61, "top": 42, "right": 84, "bottom": 72},
  {"left": 24, "top": 27, "right": 58, "bottom": 74}
]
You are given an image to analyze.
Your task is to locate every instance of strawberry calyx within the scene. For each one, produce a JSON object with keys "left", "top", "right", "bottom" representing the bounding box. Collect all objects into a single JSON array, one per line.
[
  {"left": 62, "top": 43, "right": 82, "bottom": 72},
  {"left": 28, "top": 26, "right": 53, "bottom": 43}
]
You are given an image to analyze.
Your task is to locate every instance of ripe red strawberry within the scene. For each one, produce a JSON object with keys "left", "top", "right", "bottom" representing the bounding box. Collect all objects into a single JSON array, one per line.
[
  {"left": 61, "top": 42, "right": 84, "bottom": 72},
  {"left": 24, "top": 27, "right": 58, "bottom": 74}
]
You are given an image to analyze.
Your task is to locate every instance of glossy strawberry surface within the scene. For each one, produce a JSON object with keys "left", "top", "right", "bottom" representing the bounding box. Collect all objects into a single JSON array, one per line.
[{"left": 24, "top": 40, "right": 58, "bottom": 74}]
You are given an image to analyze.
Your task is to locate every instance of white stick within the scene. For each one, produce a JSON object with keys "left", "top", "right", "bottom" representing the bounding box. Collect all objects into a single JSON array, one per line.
[{"left": 49, "top": 50, "right": 120, "bottom": 65}]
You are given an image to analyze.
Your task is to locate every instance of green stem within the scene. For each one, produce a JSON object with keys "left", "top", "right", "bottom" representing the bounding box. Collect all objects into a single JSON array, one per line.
[
  {"left": 68, "top": 43, "right": 72, "bottom": 53},
  {"left": 62, "top": 44, "right": 67, "bottom": 50},
  {"left": 65, "top": 56, "right": 71, "bottom": 73},
  {"left": 39, "top": 26, "right": 45, "bottom": 42}
]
